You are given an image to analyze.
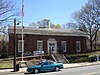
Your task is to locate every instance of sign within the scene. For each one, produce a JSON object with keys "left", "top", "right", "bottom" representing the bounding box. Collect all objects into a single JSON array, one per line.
[{"left": 33, "top": 51, "right": 44, "bottom": 56}]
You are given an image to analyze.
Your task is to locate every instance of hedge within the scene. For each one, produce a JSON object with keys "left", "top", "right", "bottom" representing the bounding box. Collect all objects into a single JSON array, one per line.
[{"left": 65, "top": 54, "right": 90, "bottom": 63}]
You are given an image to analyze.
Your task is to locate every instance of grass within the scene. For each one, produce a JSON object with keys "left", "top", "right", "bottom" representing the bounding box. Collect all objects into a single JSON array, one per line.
[
  {"left": 0, "top": 60, "right": 13, "bottom": 69},
  {"left": 0, "top": 58, "right": 40, "bottom": 69}
]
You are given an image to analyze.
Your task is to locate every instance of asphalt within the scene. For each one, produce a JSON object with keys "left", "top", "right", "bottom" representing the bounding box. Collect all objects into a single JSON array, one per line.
[{"left": 0, "top": 61, "right": 100, "bottom": 74}]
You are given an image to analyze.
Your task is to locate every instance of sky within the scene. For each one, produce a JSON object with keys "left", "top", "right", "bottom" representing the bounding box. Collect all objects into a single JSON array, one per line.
[{"left": 14, "top": 0, "right": 88, "bottom": 26}]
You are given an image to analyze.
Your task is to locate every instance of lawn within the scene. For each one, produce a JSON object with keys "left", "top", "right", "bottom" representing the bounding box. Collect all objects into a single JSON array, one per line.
[
  {"left": 0, "top": 58, "right": 39, "bottom": 69},
  {"left": 0, "top": 59, "right": 13, "bottom": 69}
]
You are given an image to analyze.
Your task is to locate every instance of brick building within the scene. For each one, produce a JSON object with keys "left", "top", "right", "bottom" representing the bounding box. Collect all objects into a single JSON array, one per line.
[{"left": 8, "top": 26, "right": 87, "bottom": 56}]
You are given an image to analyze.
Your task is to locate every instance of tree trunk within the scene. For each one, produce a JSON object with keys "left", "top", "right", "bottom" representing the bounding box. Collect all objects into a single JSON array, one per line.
[{"left": 90, "top": 40, "right": 93, "bottom": 52}]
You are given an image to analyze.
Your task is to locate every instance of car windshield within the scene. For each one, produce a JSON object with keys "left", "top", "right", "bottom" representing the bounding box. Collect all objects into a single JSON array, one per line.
[{"left": 37, "top": 60, "right": 55, "bottom": 65}]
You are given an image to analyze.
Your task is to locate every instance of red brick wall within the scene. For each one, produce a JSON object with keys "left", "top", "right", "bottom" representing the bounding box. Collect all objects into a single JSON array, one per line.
[{"left": 8, "top": 34, "right": 87, "bottom": 56}]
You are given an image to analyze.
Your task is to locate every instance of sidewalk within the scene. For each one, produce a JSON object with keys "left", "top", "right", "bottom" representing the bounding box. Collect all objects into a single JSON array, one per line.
[
  {"left": 0, "top": 61, "right": 100, "bottom": 74},
  {"left": 63, "top": 61, "right": 100, "bottom": 68}
]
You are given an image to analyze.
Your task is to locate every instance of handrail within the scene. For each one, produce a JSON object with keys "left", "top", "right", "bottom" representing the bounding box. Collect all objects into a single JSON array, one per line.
[
  {"left": 62, "top": 55, "right": 70, "bottom": 63},
  {"left": 51, "top": 54, "right": 57, "bottom": 62}
]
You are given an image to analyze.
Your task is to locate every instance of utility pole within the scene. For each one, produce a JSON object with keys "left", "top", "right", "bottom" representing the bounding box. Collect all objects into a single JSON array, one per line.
[{"left": 13, "top": 18, "right": 16, "bottom": 72}]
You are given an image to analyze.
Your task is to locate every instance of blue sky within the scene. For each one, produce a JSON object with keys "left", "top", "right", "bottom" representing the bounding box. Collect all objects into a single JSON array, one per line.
[{"left": 15, "top": 0, "right": 87, "bottom": 26}]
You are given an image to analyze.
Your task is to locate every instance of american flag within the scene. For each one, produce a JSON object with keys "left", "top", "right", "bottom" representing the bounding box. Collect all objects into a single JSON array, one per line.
[{"left": 22, "top": 0, "right": 24, "bottom": 17}]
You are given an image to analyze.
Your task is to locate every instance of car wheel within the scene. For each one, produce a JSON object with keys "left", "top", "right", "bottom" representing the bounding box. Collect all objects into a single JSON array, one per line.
[
  {"left": 33, "top": 68, "right": 39, "bottom": 74},
  {"left": 55, "top": 67, "right": 60, "bottom": 71}
]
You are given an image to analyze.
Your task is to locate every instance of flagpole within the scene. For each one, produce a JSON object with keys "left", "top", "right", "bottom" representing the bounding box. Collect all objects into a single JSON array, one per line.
[{"left": 22, "top": 0, "right": 24, "bottom": 61}]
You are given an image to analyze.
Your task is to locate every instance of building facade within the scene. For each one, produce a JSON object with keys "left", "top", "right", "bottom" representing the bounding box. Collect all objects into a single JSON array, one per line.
[{"left": 8, "top": 26, "right": 87, "bottom": 56}]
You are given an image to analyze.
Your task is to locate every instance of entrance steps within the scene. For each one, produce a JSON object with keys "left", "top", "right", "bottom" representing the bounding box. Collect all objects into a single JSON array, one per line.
[{"left": 51, "top": 54, "right": 69, "bottom": 64}]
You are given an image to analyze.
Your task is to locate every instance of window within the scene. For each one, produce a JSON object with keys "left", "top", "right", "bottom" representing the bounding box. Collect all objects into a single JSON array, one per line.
[
  {"left": 61, "top": 41, "right": 66, "bottom": 52},
  {"left": 37, "top": 40, "right": 43, "bottom": 51},
  {"left": 76, "top": 41, "right": 81, "bottom": 52},
  {"left": 18, "top": 40, "right": 24, "bottom": 52}
]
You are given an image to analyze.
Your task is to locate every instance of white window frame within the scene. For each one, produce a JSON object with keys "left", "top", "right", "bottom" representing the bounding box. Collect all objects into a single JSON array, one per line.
[
  {"left": 61, "top": 41, "right": 67, "bottom": 52},
  {"left": 18, "top": 40, "right": 24, "bottom": 52},
  {"left": 37, "top": 40, "right": 43, "bottom": 51},
  {"left": 76, "top": 41, "right": 81, "bottom": 52}
]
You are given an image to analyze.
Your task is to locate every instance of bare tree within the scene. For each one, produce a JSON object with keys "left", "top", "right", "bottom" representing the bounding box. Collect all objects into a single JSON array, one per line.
[
  {"left": 29, "top": 22, "right": 39, "bottom": 28},
  {"left": 0, "top": 0, "right": 18, "bottom": 22},
  {"left": 0, "top": 0, "right": 19, "bottom": 34},
  {"left": 73, "top": 0, "right": 100, "bottom": 52},
  {"left": 64, "top": 22, "right": 78, "bottom": 30},
  {"left": 29, "top": 19, "right": 56, "bottom": 28},
  {"left": 0, "top": 0, "right": 19, "bottom": 56}
]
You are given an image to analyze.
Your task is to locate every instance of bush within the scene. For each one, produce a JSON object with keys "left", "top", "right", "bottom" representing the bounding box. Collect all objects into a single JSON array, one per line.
[
  {"left": 65, "top": 54, "right": 90, "bottom": 63},
  {"left": 17, "top": 53, "right": 22, "bottom": 57},
  {"left": 0, "top": 41, "right": 8, "bottom": 59}
]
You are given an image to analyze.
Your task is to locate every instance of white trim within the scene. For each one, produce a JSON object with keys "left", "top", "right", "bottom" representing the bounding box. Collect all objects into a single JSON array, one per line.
[
  {"left": 61, "top": 41, "right": 67, "bottom": 52},
  {"left": 37, "top": 40, "right": 43, "bottom": 51},
  {"left": 47, "top": 38, "right": 57, "bottom": 54},
  {"left": 76, "top": 41, "right": 81, "bottom": 52},
  {"left": 18, "top": 40, "right": 24, "bottom": 52}
]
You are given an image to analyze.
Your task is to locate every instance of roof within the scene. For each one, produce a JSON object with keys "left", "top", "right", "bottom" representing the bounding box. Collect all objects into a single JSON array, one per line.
[{"left": 8, "top": 26, "right": 87, "bottom": 37}]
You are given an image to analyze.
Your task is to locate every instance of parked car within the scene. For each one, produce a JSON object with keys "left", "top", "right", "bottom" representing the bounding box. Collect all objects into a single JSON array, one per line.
[{"left": 27, "top": 59, "right": 63, "bottom": 74}]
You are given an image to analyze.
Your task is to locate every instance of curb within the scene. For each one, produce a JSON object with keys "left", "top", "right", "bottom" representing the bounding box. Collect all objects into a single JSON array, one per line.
[
  {"left": 0, "top": 68, "right": 27, "bottom": 74},
  {"left": 64, "top": 62, "right": 100, "bottom": 69},
  {"left": 0, "top": 62, "right": 100, "bottom": 74}
]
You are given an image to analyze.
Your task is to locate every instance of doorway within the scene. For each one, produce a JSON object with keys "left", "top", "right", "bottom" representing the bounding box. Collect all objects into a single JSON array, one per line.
[{"left": 47, "top": 38, "right": 57, "bottom": 54}]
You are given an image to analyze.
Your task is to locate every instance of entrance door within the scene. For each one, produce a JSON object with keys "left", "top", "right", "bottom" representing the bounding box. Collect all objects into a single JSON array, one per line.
[
  {"left": 49, "top": 43, "right": 55, "bottom": 53},
  {"left": 47, "top": 38, "right": 57, "bottom": 54}
]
